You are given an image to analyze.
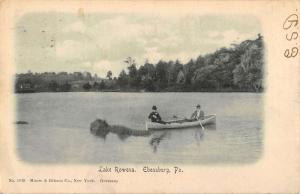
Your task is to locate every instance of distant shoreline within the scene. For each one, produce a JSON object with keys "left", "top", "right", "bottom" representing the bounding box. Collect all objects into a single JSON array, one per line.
[
  {"left": 15, "top": 36, "right": 264, "bottom": 94},
  {"left": 15, "top": 90, "right": 263, "bottom": 94}
]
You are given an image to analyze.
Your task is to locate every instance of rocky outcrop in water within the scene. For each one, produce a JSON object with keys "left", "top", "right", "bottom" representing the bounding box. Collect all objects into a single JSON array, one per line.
[{"left": 15, "top": 121, "right": 29, "bottom": 124}]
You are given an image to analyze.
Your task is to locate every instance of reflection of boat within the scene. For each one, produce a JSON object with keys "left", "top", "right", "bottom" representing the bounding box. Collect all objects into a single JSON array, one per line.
[
  {"left": 146, "top": 114, "right": 216, "bottom": 130},
  {"left": 149, "top": 131, "right": 168, "bottom": 153}
]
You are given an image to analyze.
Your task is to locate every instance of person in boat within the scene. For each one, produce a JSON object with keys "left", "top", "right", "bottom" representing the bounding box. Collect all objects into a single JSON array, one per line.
[
  {"left": 148, "top": 105, "right": 166, "bottom": 124},
  {"left": 190, "top": 104, "right": 204, "bottom": 120}
]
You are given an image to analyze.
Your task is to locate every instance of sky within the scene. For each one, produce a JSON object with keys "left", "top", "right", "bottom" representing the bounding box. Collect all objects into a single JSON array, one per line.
[{"left": 16, "top": 12, "right": 261, "bottom": 77}]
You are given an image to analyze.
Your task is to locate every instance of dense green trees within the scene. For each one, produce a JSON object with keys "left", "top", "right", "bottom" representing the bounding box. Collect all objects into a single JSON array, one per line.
[
  {"left": 15, "top": 36, "right": 263, "bottom": 93},
  {"left": 117, "top": 70, "right": 129, "bottom": 88},
  {"left": 60, "top": 82, "right": 71, "bottom": 92},
  {"left": 48, "top": 80, "right": 59, "bottom": 92},
  {"left": 233, "top": 42, "right": 263, "bottom": 91},
  {"left": 116, "top": 35, "right": 264, "bottom": 92},
  {"left": 83, "top": 82, "right": 92, "bottom": 91}
]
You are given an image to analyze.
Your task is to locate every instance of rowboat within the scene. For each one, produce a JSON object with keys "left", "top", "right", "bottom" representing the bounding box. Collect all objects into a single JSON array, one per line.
[{"left": 146, "top": 114, "right": 216, "bottom": 130}]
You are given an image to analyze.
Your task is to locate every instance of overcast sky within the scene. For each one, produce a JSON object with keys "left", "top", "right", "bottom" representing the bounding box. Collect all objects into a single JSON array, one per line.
[{"left": 16, "top": 13, "right": 261, "bottom": 77}]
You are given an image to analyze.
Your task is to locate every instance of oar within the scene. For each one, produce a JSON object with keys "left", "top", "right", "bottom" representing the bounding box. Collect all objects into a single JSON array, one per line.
[
  {"left": 198, "top": 119, "right": 205, "bottom": 130},
  {"left": 174, "top": 114, "right": 205, "bottom": 130},
  {"left": 172, "top": 115, "right": 187, "bottom": 119},
  {"left": 171, "top": 115, "right": 187, "bottom": 122}
]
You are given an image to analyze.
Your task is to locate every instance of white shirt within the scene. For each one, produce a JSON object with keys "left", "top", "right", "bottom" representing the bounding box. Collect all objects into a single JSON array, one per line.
[{"left": 196, "top": 110, "right": 201, "bottom": 119}]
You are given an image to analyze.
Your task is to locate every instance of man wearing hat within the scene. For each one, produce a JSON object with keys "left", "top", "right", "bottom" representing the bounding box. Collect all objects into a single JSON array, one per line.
[
  {"left": 148, "top": 105, "right": 165, "bottom": 124},
  {"left": 190, "top": 104, "right": 204, "bottom": 120}
]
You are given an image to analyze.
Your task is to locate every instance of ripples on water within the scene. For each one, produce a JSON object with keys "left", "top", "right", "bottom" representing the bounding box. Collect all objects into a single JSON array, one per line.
[{"left": 16, "top": 92, "right": 263, "bottom": 164}]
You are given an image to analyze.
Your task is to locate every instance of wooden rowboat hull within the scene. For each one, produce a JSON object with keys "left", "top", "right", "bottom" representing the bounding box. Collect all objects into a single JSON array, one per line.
[{"left": 146, "top": 114, "right": 216, "bottom": 130}]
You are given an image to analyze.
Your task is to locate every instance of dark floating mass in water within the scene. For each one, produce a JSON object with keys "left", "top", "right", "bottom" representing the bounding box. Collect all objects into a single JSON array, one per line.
[
  {"left": 90, "top": 119, "right": 207, "bottom": 153},
  {"left": 90, "top": 119, "right": 166, "bottom": 152},
  {"left": 90, "top": 119, "right": 150, "bottom": 139},
  {"left": 15, "top": 121, "right": 29, "bottom": 125}
]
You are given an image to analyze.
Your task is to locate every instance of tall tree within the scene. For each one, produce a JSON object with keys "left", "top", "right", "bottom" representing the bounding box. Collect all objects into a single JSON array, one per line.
[
  {"left": 155, "top": 60, "right": 169, "bottom": 89},
  {"left": 106, "top": 71, "right": 112, "bottom": 80},
  {"left": 233, "top": 44, "right": 263, "bottom": 91},
  {"left": 128, "top": 64, "right": 140, "bottom": 88},
  {"left": 117, "top": 70, "right": 129, "bottom": 88},
  {"left": 99, "top": 80, "right": 106, "bottom": 90}
]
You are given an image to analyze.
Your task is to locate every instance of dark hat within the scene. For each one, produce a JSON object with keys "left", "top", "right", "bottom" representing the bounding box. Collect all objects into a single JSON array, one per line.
[
  {"left": 152, "top": 105, "right": 157, "bottom": 110},
  {"left": 196, "top": 104, "right": 201, "bottom": 108}
]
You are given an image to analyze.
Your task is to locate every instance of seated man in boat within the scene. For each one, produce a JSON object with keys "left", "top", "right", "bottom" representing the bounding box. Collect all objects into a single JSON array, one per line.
[
  {"left": 148, "top": 105, "right": 166, "bottom": 124},
  {"left": 190, "top": 104, "right": 204, "bottom": 120}
]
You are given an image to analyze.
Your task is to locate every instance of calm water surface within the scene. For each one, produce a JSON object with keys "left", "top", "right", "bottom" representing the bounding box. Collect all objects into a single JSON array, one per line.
[{"left": 16, "top": 92, "right": 263, "bottom": 164}]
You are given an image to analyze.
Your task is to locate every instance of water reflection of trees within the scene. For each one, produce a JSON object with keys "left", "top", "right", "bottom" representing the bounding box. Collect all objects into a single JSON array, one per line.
[{"left": 90, "top": 119, "right": 215, "bottom": 152}]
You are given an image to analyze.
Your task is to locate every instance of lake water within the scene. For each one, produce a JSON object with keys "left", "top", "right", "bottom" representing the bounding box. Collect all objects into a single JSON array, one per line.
[{"left": 16, "top": 92, "right": 263, "bottom": 164}]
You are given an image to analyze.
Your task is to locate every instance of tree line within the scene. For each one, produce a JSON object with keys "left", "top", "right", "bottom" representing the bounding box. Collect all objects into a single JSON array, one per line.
[
  {"left": 116, "top": 35, "right": 264, "bottom": 92},
  {"left": 15, "top": 35, "right": 264, "bottom": 93}
]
